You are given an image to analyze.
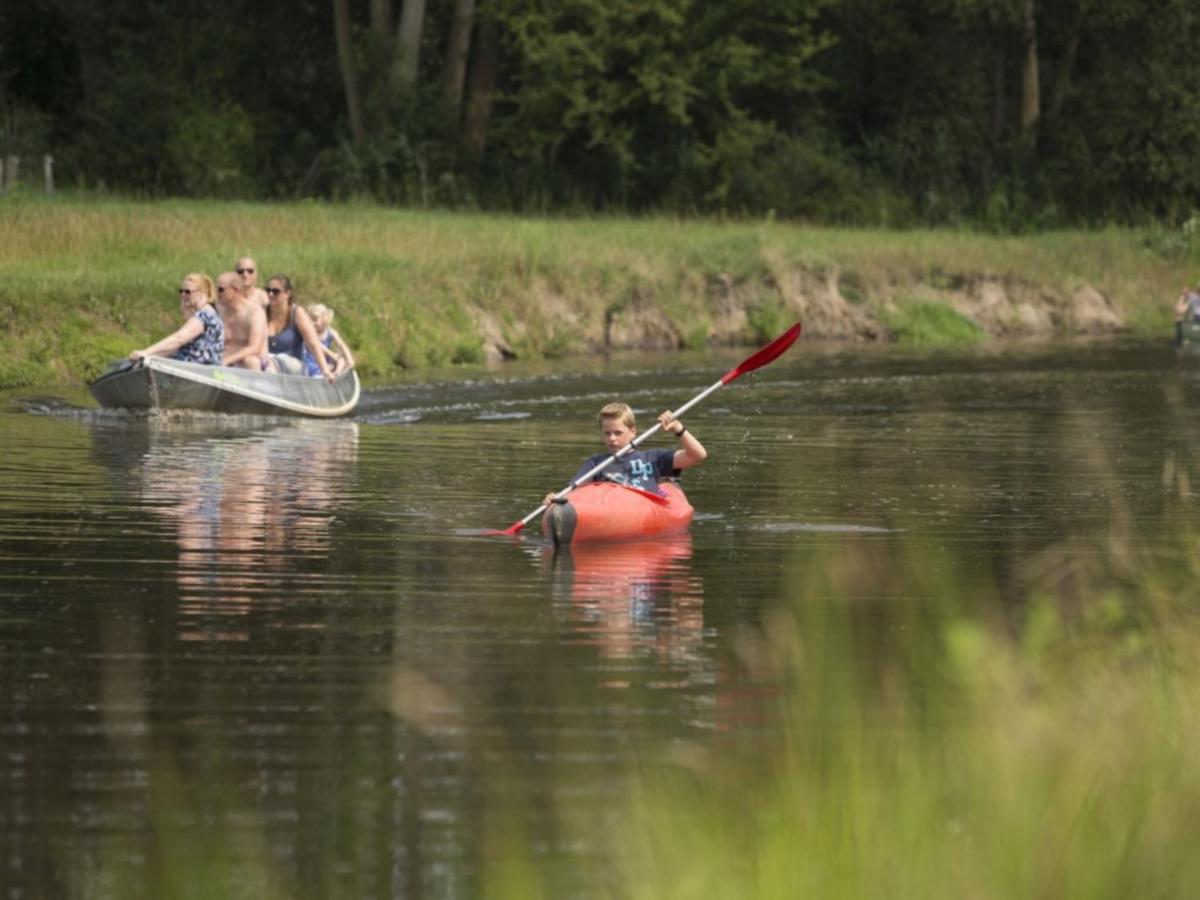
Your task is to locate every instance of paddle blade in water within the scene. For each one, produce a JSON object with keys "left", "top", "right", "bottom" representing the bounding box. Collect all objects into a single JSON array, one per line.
[
  {"left": 479, "top": 521, "right": 526, "bottom": 537},
  {"left": 720, "top": 322, "right": 802, "bottom": 384}
]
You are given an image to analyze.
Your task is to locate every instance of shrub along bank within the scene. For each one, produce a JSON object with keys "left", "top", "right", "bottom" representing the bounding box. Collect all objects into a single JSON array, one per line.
[{"left": 1, "top": 195, "right": 1193, "bottom": 389}]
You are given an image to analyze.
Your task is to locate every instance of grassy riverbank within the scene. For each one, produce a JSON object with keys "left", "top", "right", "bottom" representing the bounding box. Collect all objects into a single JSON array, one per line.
[{"left": 1, "top": 193, "right": 1194, "bottom": 388}]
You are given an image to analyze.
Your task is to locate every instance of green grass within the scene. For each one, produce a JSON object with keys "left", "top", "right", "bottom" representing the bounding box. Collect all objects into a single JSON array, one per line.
[
  {"left": 885, "top": 299, "right": 986, "bottom": 345},
  {"left": 1, "top": 194, "right": 1195, "bottom": 387}
]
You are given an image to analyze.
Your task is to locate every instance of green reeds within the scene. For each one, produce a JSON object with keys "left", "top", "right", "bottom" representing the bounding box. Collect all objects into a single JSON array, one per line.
[{"left": 592, "top": 534, "right": 1200, "bottom": 900}]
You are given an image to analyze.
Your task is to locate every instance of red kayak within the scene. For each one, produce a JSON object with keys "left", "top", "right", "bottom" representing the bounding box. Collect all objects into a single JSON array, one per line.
[{"left": 542, "top": 481, "right": 694, "bottom": 545}]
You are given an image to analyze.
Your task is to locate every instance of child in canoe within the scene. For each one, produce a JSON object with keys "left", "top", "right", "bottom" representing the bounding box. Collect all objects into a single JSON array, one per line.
[
  {"left": 302, "top": 303, "right": 355, "bottom": 377},
  {"left": 544, "top": 402, "right": 707, "bottom": 506}
]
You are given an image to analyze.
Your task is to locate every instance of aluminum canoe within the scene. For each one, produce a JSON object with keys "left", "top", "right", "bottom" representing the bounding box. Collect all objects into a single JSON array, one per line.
[{"left": 89, "top": 356, "right": 360, "bottom": 418}]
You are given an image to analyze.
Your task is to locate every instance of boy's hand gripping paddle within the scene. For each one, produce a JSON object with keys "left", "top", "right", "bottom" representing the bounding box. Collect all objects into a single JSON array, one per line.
[{"left": 491, "top": 321, "right": 802, "bottom": 537}]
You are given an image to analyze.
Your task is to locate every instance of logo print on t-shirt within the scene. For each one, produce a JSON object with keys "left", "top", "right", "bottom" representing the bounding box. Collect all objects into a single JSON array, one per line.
[{"left": 628, "top": 458, "right": 655, "bottom": 484}]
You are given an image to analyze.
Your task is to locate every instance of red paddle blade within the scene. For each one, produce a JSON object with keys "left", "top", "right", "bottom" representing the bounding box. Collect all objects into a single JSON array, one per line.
[
  {"left": 486, "top": 521, "right": 525, "bottom": 537},
  {"left": 615, "top": 483, "right": 671, "bottom": 505},
  {"left": 720, "top": 322, "right": 801, "bottom": 384}
]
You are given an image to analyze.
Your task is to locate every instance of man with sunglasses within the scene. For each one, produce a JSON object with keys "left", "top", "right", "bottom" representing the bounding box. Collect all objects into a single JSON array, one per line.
[
  {"left": 217, "top": 271, "right": 268, "bottom": 370},
  {"left": 236, "top": 256, "right": 269, "bottom": 309}
]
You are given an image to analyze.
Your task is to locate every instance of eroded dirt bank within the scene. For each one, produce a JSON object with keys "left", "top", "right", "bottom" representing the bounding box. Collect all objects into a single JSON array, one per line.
[{"left": 476, "top": 268, "right": 1128, "bottom": 362}]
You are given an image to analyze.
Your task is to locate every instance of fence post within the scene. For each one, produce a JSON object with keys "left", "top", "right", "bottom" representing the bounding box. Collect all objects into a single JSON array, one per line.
[
  {"left": 3, "top": 156, "right": 18, "bottom": 190},
  {"left": 43, "top": 154, "right": 54, "bottom": 194}
]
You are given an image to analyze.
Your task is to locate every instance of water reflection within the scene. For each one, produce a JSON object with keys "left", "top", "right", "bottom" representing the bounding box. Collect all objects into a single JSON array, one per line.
[
  {"left": 95, "top": 416, "right": 359, "bottom": 640},
  {"left": 540, "top": 535, "right": 707, "bottom": 684}
]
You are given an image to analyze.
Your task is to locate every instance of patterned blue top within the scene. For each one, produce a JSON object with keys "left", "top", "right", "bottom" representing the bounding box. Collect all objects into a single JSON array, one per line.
[
  {"left": 571, "top": 448, "right": 679, "bottom": 493},
  {"left": 303, "top": 330, "right": 335, "bottom": 377},
  {"left": 173, "top": 305, "right": 224, "bottom": 365}
]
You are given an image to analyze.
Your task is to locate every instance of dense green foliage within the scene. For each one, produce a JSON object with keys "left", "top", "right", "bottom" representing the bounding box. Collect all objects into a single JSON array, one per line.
[{"left": 3, "top": 0, "right": 1199, "bottom": 227}]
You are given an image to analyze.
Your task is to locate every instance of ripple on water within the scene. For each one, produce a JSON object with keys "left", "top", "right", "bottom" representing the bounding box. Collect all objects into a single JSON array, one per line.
[
  {"left": 749, "top": 521, "right": 898, "bottom": 534},
  {"left": 475, "top": 411, "right": 532, "bottom": 421},
  {"left": 362, "top": 410, "right": 422, "bottom": 425}
]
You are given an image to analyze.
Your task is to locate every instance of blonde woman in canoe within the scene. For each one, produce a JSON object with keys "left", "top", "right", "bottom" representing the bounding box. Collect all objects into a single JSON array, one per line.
[
  {"left": 129, "top": 273, "right": 224, "bottom": 365},
  {"left": 543, "top": 402, "right": 707, "bottom": 507}
]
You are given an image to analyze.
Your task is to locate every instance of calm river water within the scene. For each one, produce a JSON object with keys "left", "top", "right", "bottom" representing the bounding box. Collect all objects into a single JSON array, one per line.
[{"left": 2, "top": 336, "right": 1196, "bottom": 898}]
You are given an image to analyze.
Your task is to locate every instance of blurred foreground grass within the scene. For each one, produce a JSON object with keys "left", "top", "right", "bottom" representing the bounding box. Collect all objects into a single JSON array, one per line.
[
  {"left": 78, "top": 522, "right": 1200, "bottom": 898},
  {"left": 577, "top": 531, "right": 1200, "bottom": 900}
]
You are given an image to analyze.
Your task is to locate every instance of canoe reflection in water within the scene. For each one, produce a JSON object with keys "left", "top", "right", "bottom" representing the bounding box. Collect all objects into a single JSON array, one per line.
[
  {"left": 540, "top": 534, "right": 706, "bottom": 682},
  {"left": 103, "top": 416, "right": 359, "bottom": 641}
]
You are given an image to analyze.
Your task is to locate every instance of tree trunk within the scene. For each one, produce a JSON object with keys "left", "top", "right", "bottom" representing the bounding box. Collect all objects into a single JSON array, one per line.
[
  {"left": 1048, "top": 22, "right": 1082, "bottom": 119},
  {"left": 442, "top": 0, "right": 476, "bottom": 122},
  {"left": 463, "top": 3, "right": 499, "bottom": 160},
  {"left": 395, "top": 0, "right": 428, "bottom": 91},
  {"left": 982, "top": 46, "right": 1006, "bottom": 195},
  {"left": 333, "top": 0, "right": 366, "bottom": 144},
  {"left": 370, "top": 0, "right": 393, "bottom": 36},
  {"left": 1019, "top": 0, "right": 1040, "bottom": 143}
]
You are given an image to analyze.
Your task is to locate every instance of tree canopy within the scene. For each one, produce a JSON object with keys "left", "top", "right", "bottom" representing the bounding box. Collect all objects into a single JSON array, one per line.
[{"left": 3, "top": 0, "right": 1199, "bottom": 227}]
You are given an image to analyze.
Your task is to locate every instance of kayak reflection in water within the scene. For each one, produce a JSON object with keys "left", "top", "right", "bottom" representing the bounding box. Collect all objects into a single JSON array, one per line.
[
  {"left": 541, "top": 534, "right": 705, "bottom": 673},
  {"left": 543, "top": 402, "right": 708, "bottom": 507}
]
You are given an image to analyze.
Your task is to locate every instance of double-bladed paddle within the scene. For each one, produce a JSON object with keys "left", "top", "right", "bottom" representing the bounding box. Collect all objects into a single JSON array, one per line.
[{"left": 493, "top": 321, "right": 802, "bottom": 537}]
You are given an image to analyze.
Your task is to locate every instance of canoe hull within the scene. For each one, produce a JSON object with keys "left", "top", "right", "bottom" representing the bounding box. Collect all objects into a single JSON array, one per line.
[
  {"left": 89, "top": 357, "right": 360, "bottom": 418},
  {"left": 542, "top": 482, "right": 693, "bottom": 545}
]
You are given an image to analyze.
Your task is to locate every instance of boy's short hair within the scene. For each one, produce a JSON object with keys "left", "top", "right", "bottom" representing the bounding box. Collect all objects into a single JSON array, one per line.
[{"left": 598, "top": 402, "right": 635, "bottom": 429}]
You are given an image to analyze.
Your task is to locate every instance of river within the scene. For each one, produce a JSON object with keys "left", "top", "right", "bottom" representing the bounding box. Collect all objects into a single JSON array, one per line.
[{"left": 1, "top": 336, "right": 1194, "bottom": 898}]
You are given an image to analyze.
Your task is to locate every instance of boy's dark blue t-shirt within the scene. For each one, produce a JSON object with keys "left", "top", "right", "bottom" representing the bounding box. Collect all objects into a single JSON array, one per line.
[{"left": 572, "top": 448, "right": 679, "bottom": 493}]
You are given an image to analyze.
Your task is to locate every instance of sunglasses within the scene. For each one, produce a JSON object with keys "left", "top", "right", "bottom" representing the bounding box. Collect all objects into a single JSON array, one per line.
[
  {"left": 179, "top": 287, "right": 196, "bottom": 295},
  {"left": 267, "top": 287, "right": 283, "bottom": 295},
  {"left": 237, "top": 267, "right": 255, "bottom": 275},
  {"left": 217, "top": 285, "right": 235, "bottom": 293}
]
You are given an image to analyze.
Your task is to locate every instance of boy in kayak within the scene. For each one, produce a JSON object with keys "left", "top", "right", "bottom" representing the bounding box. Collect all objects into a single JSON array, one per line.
[{"left": 544, "top": 402, "right": 707, "bottom": 505}]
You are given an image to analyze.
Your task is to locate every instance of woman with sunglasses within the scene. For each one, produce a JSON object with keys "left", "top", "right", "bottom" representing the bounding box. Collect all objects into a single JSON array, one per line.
[
  {"left": 129, "top": 273, "right": 224, "bottom": 365},
  {"left": 264, "top": 275, "right": 335, "bottom": 380}
]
